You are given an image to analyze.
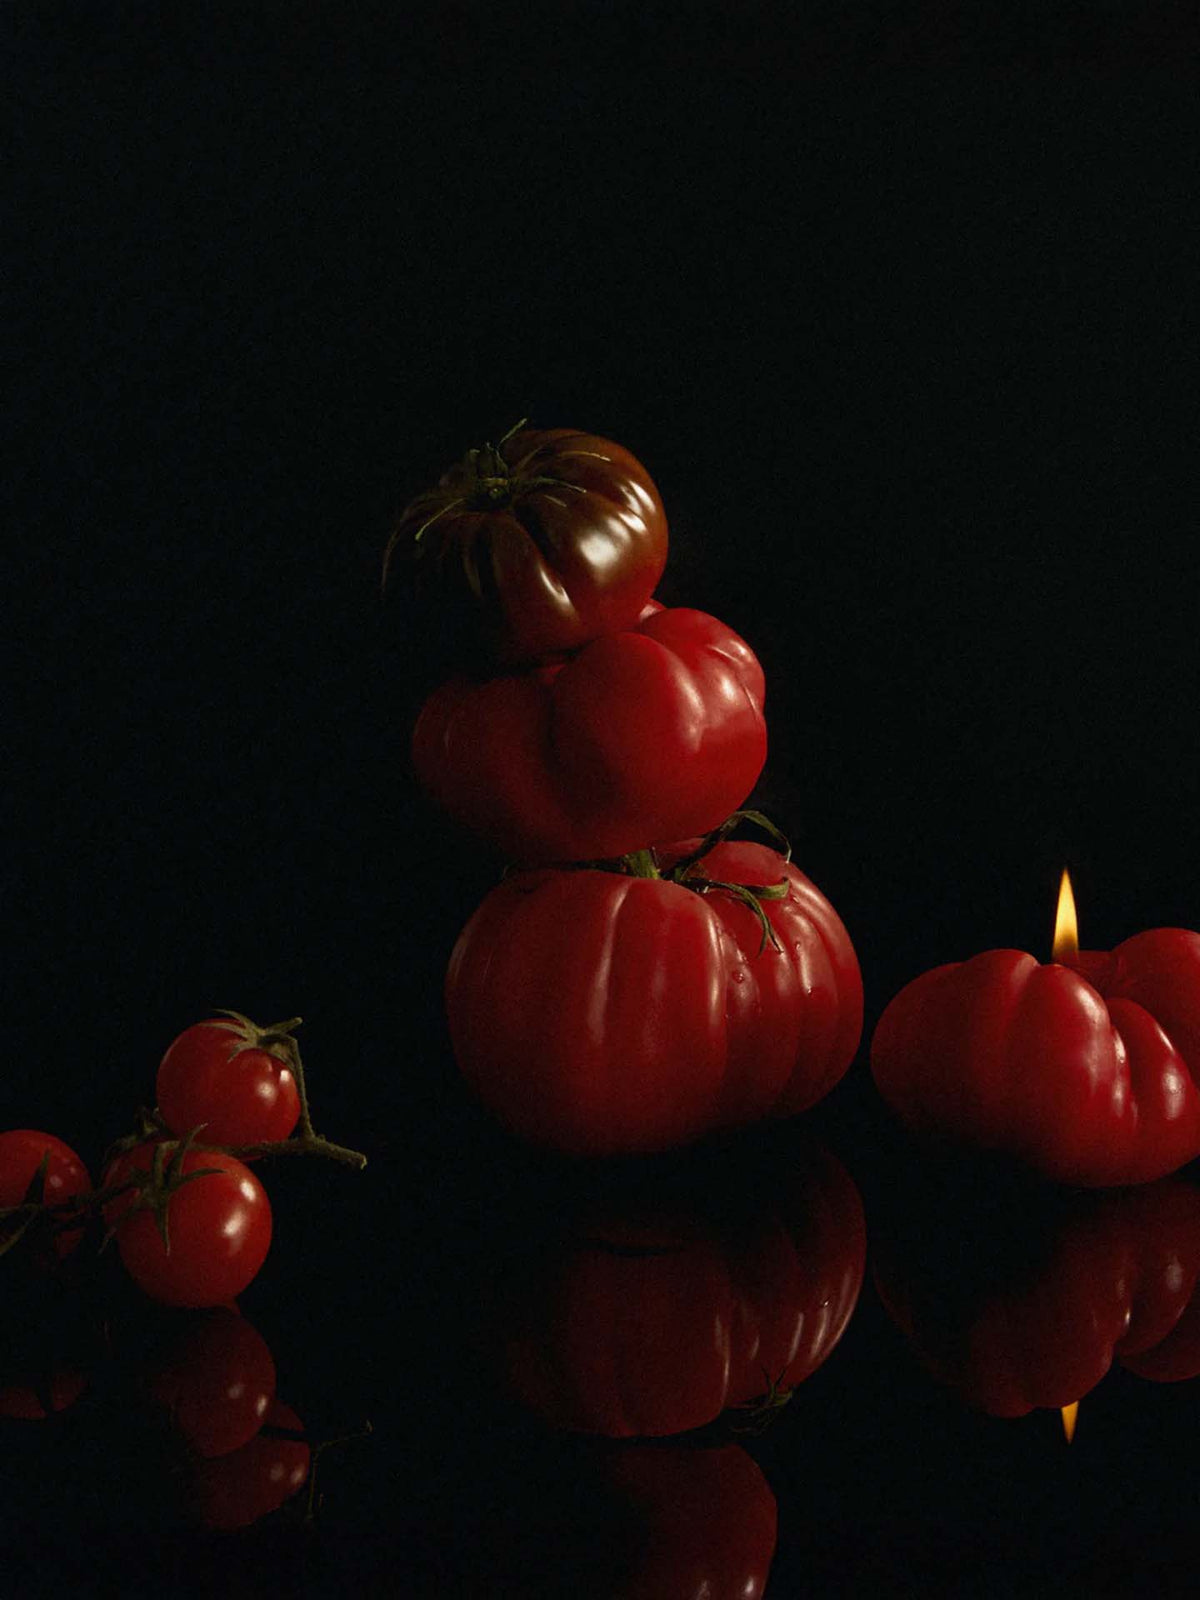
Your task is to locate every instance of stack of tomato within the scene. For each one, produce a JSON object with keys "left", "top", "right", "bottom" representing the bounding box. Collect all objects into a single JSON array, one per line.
[{"left": 392, "top": 423, "right": 863, "bottom": 1154}]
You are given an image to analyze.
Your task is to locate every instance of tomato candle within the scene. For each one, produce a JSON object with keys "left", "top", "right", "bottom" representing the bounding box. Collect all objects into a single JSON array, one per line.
[{"left": 870, "top": 872, "right": 1200, "bottom": 1186}]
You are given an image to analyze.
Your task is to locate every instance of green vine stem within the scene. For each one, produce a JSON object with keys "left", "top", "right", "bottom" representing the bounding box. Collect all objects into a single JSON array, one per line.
[
  {"left": 611, "top": 811, "right": 794, "bottom": 955},
  {"left": 1, "top": 1019, "right": 367, "bottom": 1251}
]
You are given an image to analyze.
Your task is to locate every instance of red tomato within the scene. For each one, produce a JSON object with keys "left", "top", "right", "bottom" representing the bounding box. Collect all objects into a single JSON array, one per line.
[
  {"left": 110, "top": 1144, "right": 272, "bottom": 1308},
  {"left": 189, "top": 1397, "right": 309, "bottom": 1530},
  {"left": 412, "top": 605, "right": 767, "bottom": 864},
  {"left": 446, "top": 840, "right": 863, "bottom": 1154},
  {"left": 388, "top": 425, "right": 668, "bottom": 664},
  {"left": 871, "top": 929, "right": 1200, "bottom": 1185},
  {"left": 0, "top": 1129, "right": 91, "bottom": 1260},
  {"left": 495, "top": 1147, "right": 865, "bottom": 1436},
  {"left": 156, "top": 1019, "right": 300, "bottom": 1146},
  {"left": 146, "top": 1307, "right": 276, "bottom": 1457}
]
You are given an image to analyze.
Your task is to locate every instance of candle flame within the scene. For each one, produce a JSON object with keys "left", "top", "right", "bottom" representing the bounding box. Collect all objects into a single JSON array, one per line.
[
  {"left": 1061, "top": 1401, "right": 1078, "bottom": 1443},
  {"left": 1052, "top": 869, "right": 1079, "bottom": 963}
]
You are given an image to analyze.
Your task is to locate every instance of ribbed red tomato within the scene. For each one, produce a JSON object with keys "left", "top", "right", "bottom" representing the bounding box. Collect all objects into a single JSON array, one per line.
[
  {"left": 871, "top": 930, "right": 1200, "bottom": 1185},
  {"left": 446, "top": 838, "right": 862, "bottom": 1154},
  {"left": 387, "top": 425, "right": 668, "bottom": 666},
  {"left": 414, "top": 605, "right": 767, "bottom": 865}
]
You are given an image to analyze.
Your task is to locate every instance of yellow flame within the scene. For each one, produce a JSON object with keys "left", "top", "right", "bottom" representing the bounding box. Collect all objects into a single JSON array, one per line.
[
  {"left": 1061, "top": 1401, "right": 1078, "bottom": 1443},
  {"left": 1052, "top": 869, "right": 1079, "bottom": 963}
]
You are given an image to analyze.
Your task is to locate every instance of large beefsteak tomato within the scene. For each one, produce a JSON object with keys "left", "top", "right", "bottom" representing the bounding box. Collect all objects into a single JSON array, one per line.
[
  {"left": 413, "top": 605, "right": 767, "bottom": 864},
  {"left": 445, "top": 834, "right": 862, "bottom": 1154},
  {"left": 386, "top": 424, "right": 668, "bottom": 665}
]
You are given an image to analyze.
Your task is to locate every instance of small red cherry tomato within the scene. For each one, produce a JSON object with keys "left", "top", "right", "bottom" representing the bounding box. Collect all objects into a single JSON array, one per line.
[
  {"left": 0, "top": 1129, "right": 91, "bottom": 1260},
  {"left": 146, "top": 1307, "right": 276, "bottom": 1457},
  {"left": 189, "top": 1397, "right": 310, "bottom": 1529},
  {"left": 157, "top": 1019, "right": 300, "bottom": 1147},
  {"left": 111, "top": 1144, "right": 272, "bottom": 1308}
]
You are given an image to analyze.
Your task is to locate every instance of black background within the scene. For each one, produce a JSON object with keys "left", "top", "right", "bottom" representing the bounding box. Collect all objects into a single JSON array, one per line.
[{"left": 5, "top": 4, "right": 1200, "bottom": 1595}]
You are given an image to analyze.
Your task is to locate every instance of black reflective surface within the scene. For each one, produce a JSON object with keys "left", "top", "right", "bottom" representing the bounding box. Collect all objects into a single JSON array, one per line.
[
  {"left": 6, "top": 6, "right": 1200, "bottom": 1596},
  {"left": 9, "top": 1086, "right": 1200, "bottom": 1596}
]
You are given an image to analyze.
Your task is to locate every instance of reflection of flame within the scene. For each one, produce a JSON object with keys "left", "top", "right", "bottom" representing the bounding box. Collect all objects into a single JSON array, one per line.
[
  {"left": 1052, "top": 869, "right": 1079, "bottom": 964},
  {"left": 1061, "top": 1402, "right": 1078, "bottom": 1443}
]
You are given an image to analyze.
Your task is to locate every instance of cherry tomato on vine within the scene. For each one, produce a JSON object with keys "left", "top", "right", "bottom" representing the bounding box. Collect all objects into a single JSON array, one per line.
[
  {"left": 156, "top": 1017, "right": 300, "bottom": 1147},
  {"left": 0, "top": 1129, "right": 91, "bottom": 1260},
  {"left": 108, "top": 1142, "right": 272, "bottom": 1308}
]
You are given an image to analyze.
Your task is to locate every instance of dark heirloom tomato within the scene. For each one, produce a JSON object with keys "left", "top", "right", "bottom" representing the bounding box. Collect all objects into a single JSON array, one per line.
[
  {"left": 873, "top": 1171, "right": 1200, "bottom": 1416},
  {"left": 446, "top": 839, "right": 862, "bottom": 1155},
  {"left": 871, "top": 930, "right": 1200, "bottom": 1186},
  {"left": 413, "top": 605, "right": 767, "bottom": 865},
  {"left": 493, "top": 1147, "right": 865, "bottom": 1437},
  {"left": 387, "top": 425, "right": 668, "bottom": 665}
]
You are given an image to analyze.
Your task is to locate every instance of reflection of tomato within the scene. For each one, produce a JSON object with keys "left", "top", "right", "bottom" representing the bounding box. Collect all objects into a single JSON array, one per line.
[
  {"left": 0, "top": 1368, "right": 88, "bottom": 1420},
  {"left": 873, "top": 1170, "right": 1200, "bottom": 1414},
  {"left": 389, "top": 425, "right": 669, "bottom": 665},
  {"left": 190, "top": 1397, "right": 309, "bottom": 1529},
  {"left": 605, "top": 1444, "right": 777, "bottom": 1600},
  {"left": 146, "top": 1307, "right": 276, "bottom": 1457},
  {"left": 448, "top": 839, "right": 862, "bottom": 1155},
  {"left": 494, "top": 1147, "right": 865, "bottom": 1436},
  {"left": 414, "top": 605, "right": 767, "bottom": 864},
  {"left": 413, "top": 1440, "right": 777, "bottom": 1600}
]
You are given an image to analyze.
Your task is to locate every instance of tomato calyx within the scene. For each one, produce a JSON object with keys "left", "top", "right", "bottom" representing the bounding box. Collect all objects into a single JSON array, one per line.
[
  {"left": 727, "top": 1365, "right": 796, "bottom": 1436},
  {"left": 207, "top": 1008, "right": 302, "bottom": 1066},
  {"left": 382, "top": 416, "right": 589, "bottom": 594},
  {"left": 101, "top": 1127, "right": 226, "bottom": 1257},
  {"left": 612, "top": 811, "right": 794, "bottom": 957}
]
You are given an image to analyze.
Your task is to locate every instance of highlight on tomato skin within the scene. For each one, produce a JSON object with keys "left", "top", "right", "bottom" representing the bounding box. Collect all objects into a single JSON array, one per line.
[
  {"left": 870, "top": 1163, "right": 1200, "bottom": 1419},
  {"left": 484, "top": 1144, "right": 866, "bottom": 1439}
]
